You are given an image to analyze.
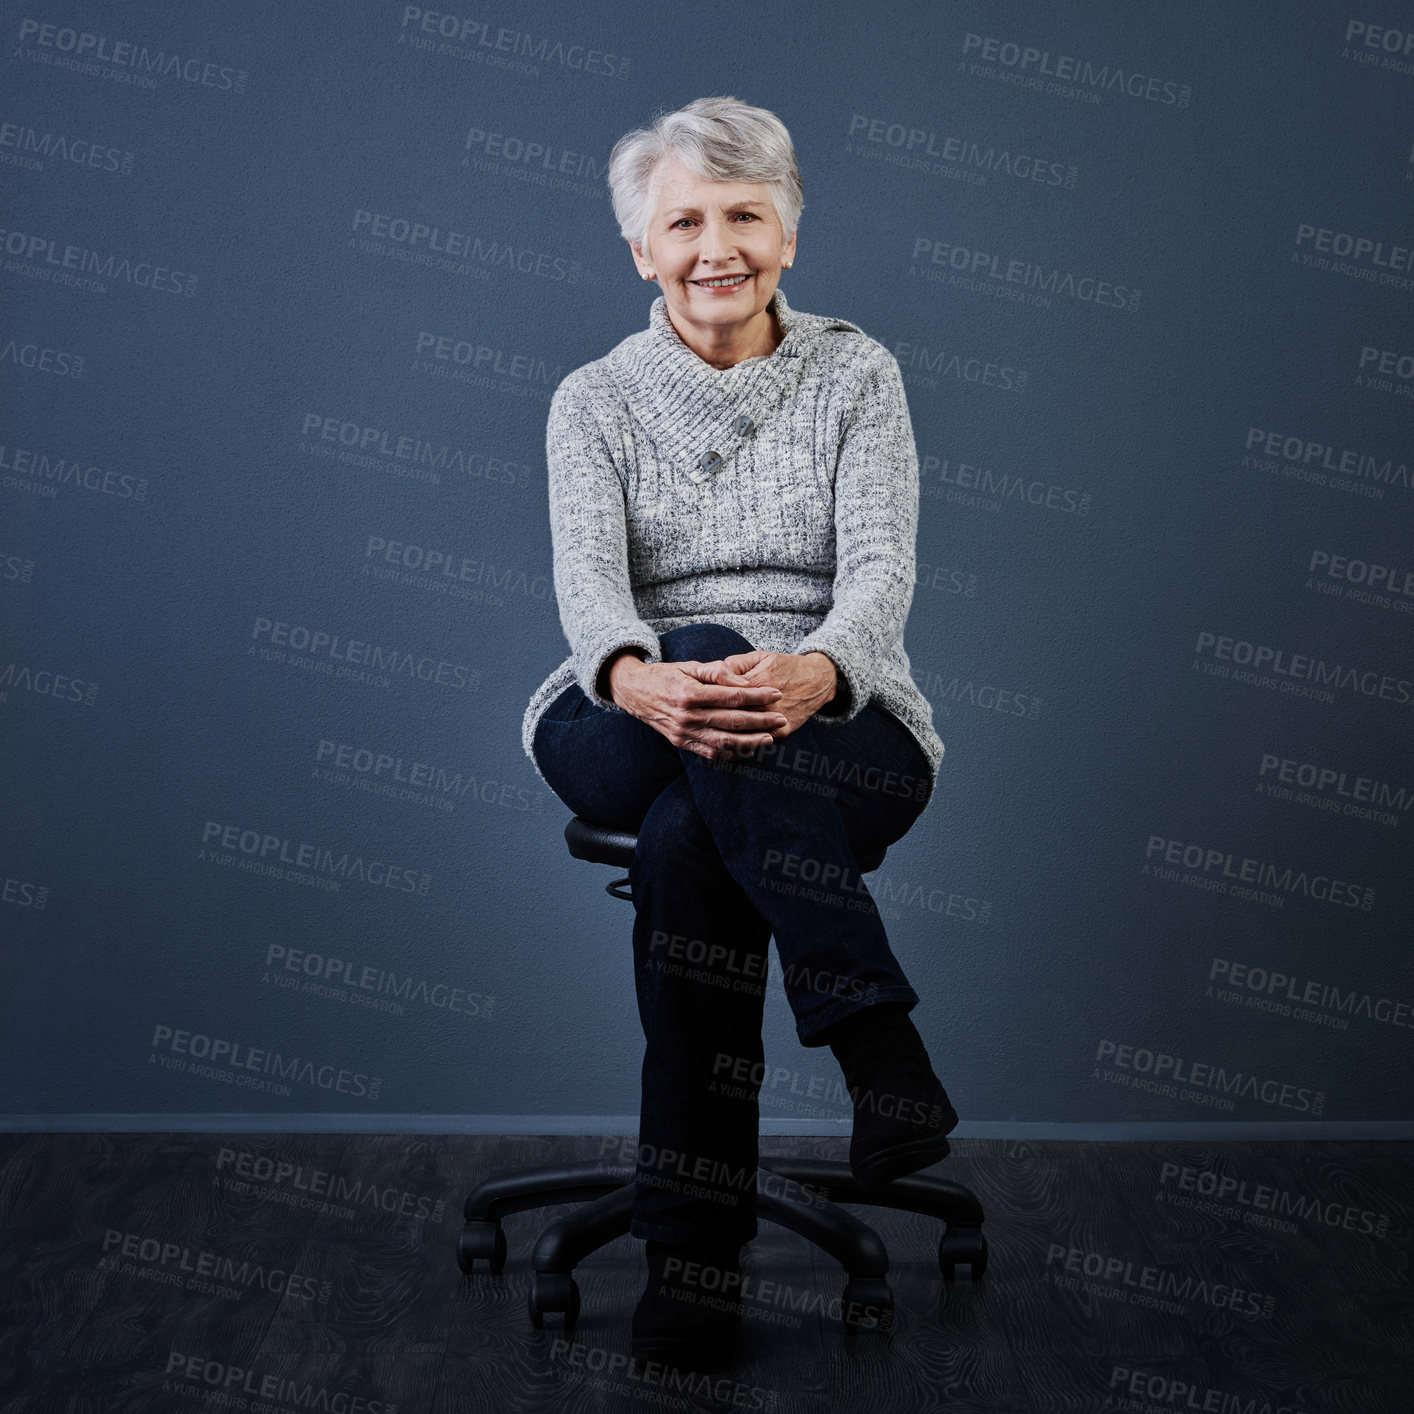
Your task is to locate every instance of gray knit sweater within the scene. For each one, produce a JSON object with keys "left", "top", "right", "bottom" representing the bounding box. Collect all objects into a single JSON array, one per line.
[{"left": 520, "top": 286, "right": 945, "bottom": 793}]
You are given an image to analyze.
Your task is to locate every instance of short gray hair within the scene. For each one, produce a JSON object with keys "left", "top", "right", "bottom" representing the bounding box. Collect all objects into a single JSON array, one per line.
[{"left": 607, "top": 95, "right": 804, "bottom": 255}]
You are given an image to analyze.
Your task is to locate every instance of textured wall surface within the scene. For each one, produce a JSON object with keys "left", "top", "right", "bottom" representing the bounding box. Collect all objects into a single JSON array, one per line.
[{"left": 2, "top": 1, "right": 1410, "bottom": 1128}]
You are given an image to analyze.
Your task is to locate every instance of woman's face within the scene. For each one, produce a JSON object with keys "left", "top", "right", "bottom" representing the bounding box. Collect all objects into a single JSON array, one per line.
[{"left": 630, "top": 151, "right": 796, "bottom": 343}]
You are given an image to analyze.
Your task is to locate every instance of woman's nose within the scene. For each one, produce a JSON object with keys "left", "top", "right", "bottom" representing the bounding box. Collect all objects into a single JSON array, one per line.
[{"left": 697, "top": 216, "right": 737, "bottom": 260}]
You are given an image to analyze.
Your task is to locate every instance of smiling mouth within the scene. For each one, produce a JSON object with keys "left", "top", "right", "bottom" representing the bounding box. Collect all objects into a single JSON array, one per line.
[{"left": 691, "top": 273, "right": 751, "bottom": 288}]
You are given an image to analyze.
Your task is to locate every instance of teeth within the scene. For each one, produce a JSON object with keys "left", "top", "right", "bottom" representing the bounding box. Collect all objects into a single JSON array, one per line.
[{"left": 696, "top": 275, "right": 748, "bottom": 287}]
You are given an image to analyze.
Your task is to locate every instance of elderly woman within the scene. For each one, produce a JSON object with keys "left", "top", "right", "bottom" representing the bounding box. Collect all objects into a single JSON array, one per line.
[{"left": 521, "top": 95, "right": 955, "bottom": 1368}]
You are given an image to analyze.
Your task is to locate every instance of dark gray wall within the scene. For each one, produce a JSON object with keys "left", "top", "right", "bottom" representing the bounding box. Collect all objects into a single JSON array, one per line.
[{"left": 3, "top": 0, "right": 1410, "bottom": 1131}]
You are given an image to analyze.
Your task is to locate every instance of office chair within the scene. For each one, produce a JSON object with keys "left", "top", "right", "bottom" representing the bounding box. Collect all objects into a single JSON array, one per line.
[{"left": 456, "top": 816, "right": 988, "bottom": 1333}]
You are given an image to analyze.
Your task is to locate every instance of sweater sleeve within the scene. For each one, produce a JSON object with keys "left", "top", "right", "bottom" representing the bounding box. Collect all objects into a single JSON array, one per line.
[
  {"left": 794, "top": 347, "right": 919, "bottom": 723},
  {"left": 545, "top": 372, "right": 662, "bottom": 711}
]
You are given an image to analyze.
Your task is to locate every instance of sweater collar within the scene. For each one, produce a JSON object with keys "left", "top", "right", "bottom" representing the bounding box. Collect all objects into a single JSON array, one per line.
[{"left": 607, "top": 287, "right": 857, "bottom": 485}]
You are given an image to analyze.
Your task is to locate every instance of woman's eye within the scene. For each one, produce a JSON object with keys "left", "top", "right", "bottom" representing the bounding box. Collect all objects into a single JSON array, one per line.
[{"left": 669, "top": 213, "right": 757, "bottom": 229}]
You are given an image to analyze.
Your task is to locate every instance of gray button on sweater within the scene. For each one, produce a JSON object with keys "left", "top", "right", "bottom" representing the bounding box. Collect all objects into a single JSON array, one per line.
[{"left": 521, "top": 286, "right": 945, "bottom": 794}]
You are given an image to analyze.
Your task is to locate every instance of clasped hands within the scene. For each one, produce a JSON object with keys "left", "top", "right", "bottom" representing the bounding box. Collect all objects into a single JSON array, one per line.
[{"left": 605, "top": 646, "right": 840, "bottom": 761}]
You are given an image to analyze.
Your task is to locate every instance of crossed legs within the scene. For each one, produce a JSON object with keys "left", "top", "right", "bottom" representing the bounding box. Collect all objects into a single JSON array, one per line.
[{"left": 532, "top": 621, "right": 934, "bottom": 1242}]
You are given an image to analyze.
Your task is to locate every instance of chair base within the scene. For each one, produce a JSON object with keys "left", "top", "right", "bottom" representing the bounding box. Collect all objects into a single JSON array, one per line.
[{"left": 457, "top": 1157, "right": 987, "bottom": 1333}]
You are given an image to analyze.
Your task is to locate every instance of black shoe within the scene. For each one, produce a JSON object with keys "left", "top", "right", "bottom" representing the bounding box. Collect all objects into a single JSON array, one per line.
[
  {"left": 631, "top": 1239, "right": 744, "bottom": 1371},
  {"left": 823, "top": 1003, "right": 959, "bottom": 1189}
]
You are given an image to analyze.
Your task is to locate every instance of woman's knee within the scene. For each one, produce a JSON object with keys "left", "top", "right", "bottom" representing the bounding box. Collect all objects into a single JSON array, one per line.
[{"left": 533, "top": 709, "right": 678, "bottom": 830}]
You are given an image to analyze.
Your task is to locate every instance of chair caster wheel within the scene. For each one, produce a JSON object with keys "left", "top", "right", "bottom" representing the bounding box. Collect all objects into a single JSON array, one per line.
[
  {"left": 529, "top": 1272, "right": 581, "bottom": 1330},
  {"left": 457, "top": 1220, "right": 507, "bottom": 1274},
  {"left": 939, "top": 1227, "right": 987, "bottom": 1281},
  {"left": 840, "top": 1277, "right": 893, "bottom": 1332}
]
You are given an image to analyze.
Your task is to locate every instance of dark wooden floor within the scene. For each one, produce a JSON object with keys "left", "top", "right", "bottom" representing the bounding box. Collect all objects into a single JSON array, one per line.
[{"left": 0, "top": 1134, "right": 1409, "bottom": 1412}]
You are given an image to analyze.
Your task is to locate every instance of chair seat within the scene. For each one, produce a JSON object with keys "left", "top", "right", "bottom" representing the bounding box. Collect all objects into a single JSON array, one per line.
[{"left": 565, "top": 815, "right": 887, "bottom": 875}]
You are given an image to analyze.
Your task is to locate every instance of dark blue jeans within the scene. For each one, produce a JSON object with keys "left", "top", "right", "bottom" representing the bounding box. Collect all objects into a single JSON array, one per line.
[{"left": 531, "top": 622, "right": 934, "bottom": 1244}]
